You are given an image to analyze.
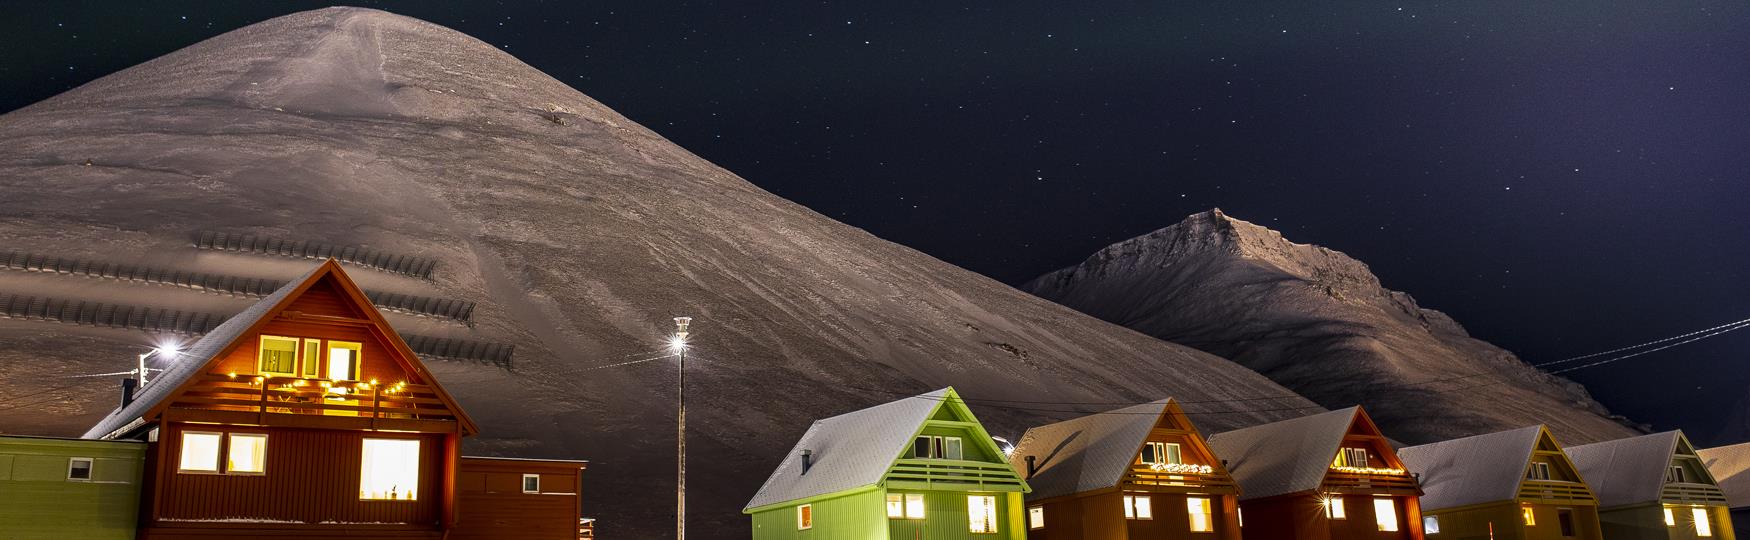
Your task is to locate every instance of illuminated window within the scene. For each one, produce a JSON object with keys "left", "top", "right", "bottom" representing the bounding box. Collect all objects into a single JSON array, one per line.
[
  {"left": 887, "top": 494, "right": 905, "bottom": 518},
  {"left": 301, "top": 338, "right": 321, "bottom": 378},
  {"left": 1028, "top": 507, "right": 1044, "bottom": 530},
  {"left": 1238, "top": 507, "right": 1244, "bottom": 527},
  {"left": 1665, "top": 506, "right": 1676, "bottom": 527},
  {"left": 328, "top": 341, "right": 362, "bottom": 380},
  {"left": 1521, "top": 505, "right": 1536, "bottom": 526},
  {"left": 67, "top": 458, "right": 93, "bottom": 481},
  {"left": 227, "top": 433, "right": 267, "bottom": 474},
  {"left": 178, "top": 431, "right": 222, "bottom": 472},
  {"left": 968, "top": 495, "right": 998, "bottom": 533},
  {"left": 1187, "top": 497, "right": 1213, "bottom": 532},
  {"left": 1423, "top": 515, "right": 1440, "bottom": 534},
  {"left": 1374, "top": 498, "right": 1399, "bottom": 532},
  {"left": 258, "top": 336, "right": 299, "bottom": 376},
  {"left": 1335, "top": 447, "right": 1369, "bottom": 467},
  {"left": 1123, "top": 495, "right": 1153, "bottom": 520},
  {"left": 360, "top": 438, "right": 420, "bottom": 500},
  {"left": 797, "top": 504, "right": 812, "bottom": 530},
  {"left": 1325, "top": 496, "right": 1346, "bottom": 519},
  {"left": 1557, "top": 508, "right": 1575, "bottom": 536},
  {"left": 522, "top": 474, "right": 541, "bottom": 494},
  {"left": 1527, "top": 462, "right": 1552, "bottom": 481},
  {"left": 905, "top": 493, "right": 926, "bottom": 519},
  {"left": 1694, "top": 507, "right": 1712, "bottom": 537},
  {"left": 1669, "top": 466, "right": 1688, "bottom": 484}
]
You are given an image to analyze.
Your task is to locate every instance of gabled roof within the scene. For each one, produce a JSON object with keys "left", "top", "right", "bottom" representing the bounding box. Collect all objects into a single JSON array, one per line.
[
  {"left": 1697, "top": 442, "right": 1750, "bottom": 509},
  {"left": 1566, "top": 431, "right": 1701, "bottom": 508},
  {"left": 82, "top": 259, "right": 477, "bottom": 439},
  {"left": 743, "top": 387, "right": 1017, "bottom": 512},
  {"left": 1009, "top": 398, "right": 1226, "bottom": 501},
  {"left": 1397, "top": 426, "right": 1547, "bottom": 511},
  {"left": 1205, "top": 407, "right": 1356, "bottom": 501}
]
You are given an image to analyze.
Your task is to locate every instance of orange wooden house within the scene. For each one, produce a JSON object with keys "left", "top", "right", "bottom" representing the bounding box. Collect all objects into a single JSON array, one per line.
[
  {"left": 1009, "top": 398, "right": 1242, "bottom": 539},
  {"left": 1206, "top": 406, "right": 1425, "bottom": 540},
  {"left": 81, "top": 260, "right": 587, "bottom": 539}
]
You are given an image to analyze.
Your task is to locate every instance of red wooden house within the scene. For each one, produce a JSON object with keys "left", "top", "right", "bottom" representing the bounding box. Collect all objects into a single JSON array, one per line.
[{"left": 82, "top": 260, "right": 586, "bottom": 539}]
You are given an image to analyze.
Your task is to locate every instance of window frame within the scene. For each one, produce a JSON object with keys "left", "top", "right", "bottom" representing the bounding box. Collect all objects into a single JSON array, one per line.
[
  {"left": 1373, "top": 497, "right": 1399, "bottom": 532},
  {"left": 1325, "top": 496, "right": 1347, "bottom": 519},
  {"left": 1527, "top": 462, "right": 1553, "bottom": 481},
  {"left": 1423, "top": 515, "right": 1440, "bottom": 534},
  {"left": 1557, "top": 508, "right": 1575, "bottom": 536},
  {"left": 226, "top": 433, "right": 269, "bottom": 475},
  {"left": 1669, "top": 465, "right": 1687, "bottom": 484},
  {"left": 1522, "top": 505, "right": 1537, "bottom": 526},
  {"left": 177, "top": 430, "right": 224, "bottom": 474},
  {"left": 1664, "top": 506, "right": 1676, "bottom": 527},
  {"left": 1694, "top": 506, "right": 1713, "bottom": 537},
  {"left": 944, "top": 436, "right": 964, "bottom": 460},
  {"left": 1122, "top": 495, "right": 1153, "bottom": 520},
  {"left": 1142, "top": 441, "right": 1165, "bottom": 464},
  {"left": 301, "top": 338, "right": 322, "bottom": 378},
  {"left": 67, "top": 457, "right": 94, "bottom": 481},
  {"left": 1028, "top": 506, "right": 1045, "bottom": 530},
  {"left": 258, "top": 335, "right": 301, "bottom": 377},
  {"left": 359, "top": 437, "right": 422, "bottom": 501},
  {"left": 967, "top": 495, "right": 999, "bottom": 533},
  {"left": 886, "top": 493, "right": 906, "bottom": 518},
  {"left": 797, "top": 504, "right": 813, "bottom": 530},
  {"left": 1187, "top": 497, "right": 1213, "bottom": 532},
  {"left": 522, "top": 473, "right": 541, "bottom": 494},
  {"left": 1166, "top": 442, "right": 1183, "bottom": 465},
  {"left": 327, "top": 340, "right": 363, "bottom": 381},
  {"left": 904, "top": 493, "right": 926, "bottom": 519}
]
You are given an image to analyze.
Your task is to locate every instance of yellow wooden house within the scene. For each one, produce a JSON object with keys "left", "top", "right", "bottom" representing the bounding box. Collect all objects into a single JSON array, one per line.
[
  {"left": 1398, "top": 425, "right": 1603, "bottom": 540},
  {"left": 1569, "top": 431, "right": 1734, "bottom": 540}
]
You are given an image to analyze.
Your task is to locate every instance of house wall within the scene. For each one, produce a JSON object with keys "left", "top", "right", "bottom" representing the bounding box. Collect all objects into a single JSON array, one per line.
[
  {"left": 750, "top": 488, "right": 888, "bottom": 540},
  {"left": 149, "top": 422, "right": 449, "bottom": 529},
  {"left": 1596, "top": 504, "right": 1735, "bottom": 540},
  {"left": 451, "top": 457, "right": 585, "bottom": 540},
  {"left": 1238, "top": 493, "right": 1422, "bottom": 540},
  {"left": 1124, "top": 492, "right": 1241, "bottom": 540},
  {"left": 1423, "top": 501, "right": 1601, "bottom": 540},
  {"left": 1523, "top": 503, "right": 1601, "bottom": 540},
  {"left": 885, "top": 489, "right": 1026, "bottom": 540},
  {"left": 0, "top": 436, "right": 144, "bottom": 540}
]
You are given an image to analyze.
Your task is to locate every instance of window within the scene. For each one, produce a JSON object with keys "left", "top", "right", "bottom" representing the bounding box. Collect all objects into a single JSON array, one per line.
[
  {"left": 1527, "top": 462, "right": 1552, "bottom": 480},
  {"left": 797, "top": 504, "right": 813, "bottom": 530},
  {"left": 1141, "top": 442, "right": 1184, "bottom": 465},
  {"left": 1557, "top": 508, "right": 1575, "bottom": 536},
  {"left": 1669, "top": 466, "right": 1688, "bottom": 484},
  {"left": 1028, "top": 506, "right": 1044, "bottom": 530},
  {"left": 1694, "top": 507, "right": 1712, "bottom": 537},
  {"left": 1664, "top": 506, "right": 1676, "bottom": 526},
  {"left": 1335, "top": 447, "right": 1369, "bottom": 467},
  {"left": 1324, "top": 496, "right": 1346, "bottom": 519},
  {"left": 968, "top": 495, "right": 998, "bottom": 533},
  {"left": 301, "top": 338, "right": 321, "bottom": 378},
  {"left": 329, "top": 341, "right": 362, "bottom": 380},
  {"left": 945, "top": 437, "right": 964, "bottom": 460},
  {"left": 360, "top": 438, "right": 421, "bottom": 500},
  {"left": 523, "top": 474, "right": 541, "bottom": 494},
  {"left": 178, "top": 431, "right": 222, "bottom": 472},
  {"left": 912, "top": 435, "right": 963, "bottom": 460},
  {"left": 1374, "top": 498, "right": 1399, "bottom": 532},
  {"left": 1521, "top": 505, "right": 1536, "bottom": 526},
  {"left": 227, "top": 433, "right": 268, "bottom": 474},
  {"left": 1187, "top": 497, "right": 1213, "bottom": 532},
  {"left": 1238, "top": 507, "right": 1243, "bottom": 527},
  {"left": 67, "top": 458, "right": 93, "bottom": 481},
  {"left": 1123, "top": 495, "right": 1153, "bottom": 520},
  {"left": 887, "top": 494, "right": 905, "bottom": 518},
  {"left": 1423, "top": 515, "right": 1440, "bottom": 534},
  {"left": 259, "top": 336, "right": 299, "bottom": 376},
  {"left": 905, "top": 493, "right": 926, "bottom": 519}
]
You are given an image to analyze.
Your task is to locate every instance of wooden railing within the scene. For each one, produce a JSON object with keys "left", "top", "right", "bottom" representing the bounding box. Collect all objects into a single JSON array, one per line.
[
  {"left": 1518, "top": 480, "right": 1595, "bottom": 505},
  {"left": 885, "top": 458, "right": 1027, "bottom": 492},
  {"left": 164, "top": 373, "right": 459, "bottom": 432},
  {"left": 578, "top": 518, "right": 595, "bottom": 539},
  {"left": 1661, "top": 483, "right": 1729, "bottom": 506},
  {"left": 1322, "top": 470, "right": 1420, "bottom": 495},
  {"left": 1121, "top": 466, "right": 1239, "bottom": 494}
]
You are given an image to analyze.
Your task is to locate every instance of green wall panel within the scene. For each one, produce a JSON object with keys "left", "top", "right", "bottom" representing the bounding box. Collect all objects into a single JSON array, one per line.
[{"left": 0, "top": 436, "right": 144, "bottom": 540}]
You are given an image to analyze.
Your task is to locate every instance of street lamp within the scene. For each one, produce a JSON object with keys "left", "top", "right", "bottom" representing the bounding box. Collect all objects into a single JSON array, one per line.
[
  {"left": 137, "top": 343, "right": 181, "bottom": 387},
  {"left": 671, "top": 317, "right": 691, "bottom": 540}
]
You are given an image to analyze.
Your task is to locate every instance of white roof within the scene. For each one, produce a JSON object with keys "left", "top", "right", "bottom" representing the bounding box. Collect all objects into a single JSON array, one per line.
[
  {"left": 1206, "top": 407, "right": 1354, "bottom": 501},
  {"left": 743, "top": 388, "right": 952, "bottom": 511},
  {"left": 1397, "top": 426, "right": 1542, "bottom": 511},
  {"left": 1698, "top": 441, "right": 1750, "bottom": 509},
  {"left": 1009, "top": 399, "right": 1171, "bottom": 500},
  {"left": 1566, "top": 431, "right": 1684, "bottom": 508}
]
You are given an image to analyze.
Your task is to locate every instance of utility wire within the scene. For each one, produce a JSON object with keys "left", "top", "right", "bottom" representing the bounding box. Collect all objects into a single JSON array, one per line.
[{"left": 1531, "top": 316, "right": 1750, "bottom": 367}]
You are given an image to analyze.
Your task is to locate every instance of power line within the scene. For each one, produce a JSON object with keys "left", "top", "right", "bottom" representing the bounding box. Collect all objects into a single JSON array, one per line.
[{"left": 1531, "top": 316, "right": 1750, "bottom": 367}]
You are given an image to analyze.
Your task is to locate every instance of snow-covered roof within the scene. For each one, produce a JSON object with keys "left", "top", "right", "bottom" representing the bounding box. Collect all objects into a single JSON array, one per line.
[
  {"left": 1205, "top": 407, "right": 1354, "bottom": 501},
  {"left": 1396, "top": 426, "right": 1544, "bottom": 511},
  {"left": 1698, "top": 441, "right": 1750, "bottom": 509},
  {"left": 743, "top": 388, "right": 955, "bottom": 511},
  {"left": 1009, "top": 399, "right": 1172, "bottom": 501},
  {"left": 1566, "top": 431, "right": 1688, "bottom": 508},
  {"left": 82, "top": 264, "right": 322, "bottom": 440}
]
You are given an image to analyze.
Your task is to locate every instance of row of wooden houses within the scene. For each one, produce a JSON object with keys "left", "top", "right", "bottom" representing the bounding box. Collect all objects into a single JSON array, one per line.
[
  {"left": 0, "top": 260, "right": 591, "bottom": 539},
  {"left": 746, "top": 389, "right": 1749, "bottom": 540}
]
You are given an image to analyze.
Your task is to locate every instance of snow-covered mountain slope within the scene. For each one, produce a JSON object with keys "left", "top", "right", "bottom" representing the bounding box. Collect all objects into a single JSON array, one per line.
[
  {"left": 0, "top": 9, "right": 1320, "bottom": 538},
  {"left": 1026, "top": 209, "right": 1642, "bottom": 446}
]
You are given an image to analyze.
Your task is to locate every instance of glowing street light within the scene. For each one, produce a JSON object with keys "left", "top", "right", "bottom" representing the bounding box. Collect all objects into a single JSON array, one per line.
[
  {"left": 671, "top": 316, "right": 692, "bottom": 540},
  {"left": 137, "top": 342, "right": 181, "bottom": 387}
]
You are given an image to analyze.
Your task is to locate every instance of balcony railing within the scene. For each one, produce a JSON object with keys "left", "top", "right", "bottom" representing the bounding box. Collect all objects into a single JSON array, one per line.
[
  {"left": 162, "top": 373, "right": 459, "bottom": 432},
  {"left": 885, "top": 458, "right": 1027, "bottom": 492},
  {"left": 1517, "top": 480, "right": 1594, "bottom": 504},
  {"left": 1322, "top": 469, "right": 1420, "bottom": 494}
]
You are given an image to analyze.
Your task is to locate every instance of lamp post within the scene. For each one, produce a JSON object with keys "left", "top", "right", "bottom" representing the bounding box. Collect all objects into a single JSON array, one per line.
[
  {"left": 671, "top": 317, "right": 692, "bottom": 540},
  {"left": 136, "top": 345, "right": 180, "bottom": 387}
]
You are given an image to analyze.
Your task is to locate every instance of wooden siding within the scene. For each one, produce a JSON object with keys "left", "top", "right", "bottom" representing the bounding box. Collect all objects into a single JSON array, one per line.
[
  {"left": 451, "top": 457, "right": 586, "bottom": 540},
  {"left": 0, "top": 436, "right": 145, "bottom": 540},
  {"left": 150, "top": 422, "right": 448, "bottom": 529},
  {"left": 885, "top": 490, "right": 1026, "bottom": 540},
  {"left": 1422, "top": 500, "right": 1601, "bottom": 540},
  {"left": 1238, "top": 492, "right": 1424, "bottom": 540},
  {"left": 1596, "top": 503, "right": 1737, "bottom": 540},
  {"left": 750, "top": 488, "right": 889, "bottom": 540}
]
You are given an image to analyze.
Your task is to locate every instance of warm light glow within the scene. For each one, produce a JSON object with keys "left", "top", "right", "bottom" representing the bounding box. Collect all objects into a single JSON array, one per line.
[
  {"left": 669, "top": 336, "right": 687, "bottom": 351},
  {"left": 360, "top": 439, "right": 421, "bottom": 500},
  {"left": 1330, "top": 465, "right": 1407, "bottom": 476},
  {"left": 1423, "top": 515, "right": 1440, "bottom": 534},
  {"left": 1694, "top": 507, "right": 1712, "bottom": 537},
  {"left": 1124, "top": 495, "right": 1153, "bottom": 520},
  {"left": 905, "top": 493, "right": 926, "bottom": 519},
  {"left": 1324, "top": 496, "right": 1346, "bottom": 519},
  {"left": 226, "top": 372, "right": 237, "bottom": 379},
  {"left": 886, "top": 494, "right": 905, "bottom": 518},
  {"left": 1522, "top": 505, "right": 1536, "bottom": 526},
  {"left": 1374, "top": 498, "right": 1399, "bottom": 532},
  {"left": 328, "top": 341, "right": 360, "bottom": 380},
  {"left": 227, "top": 434, "right": 267, "bottom": 474},
  {"left": 178, "top": 432, "right": 221, "bottom": 472},
  {"left": 1187, "top": 497, "right": 1213, "bottom": 532},
  {"left": 968, "top": 495, "right": 998, "bottom": 533},
  {"left": 1665, "top": 507, "right": 1676, "bottom": 527},
  {"left": 797, "top": 504, "right": 813, "bottom": 530},
  {"left": 1150, "top": 462, "right": 1214, "bottom": 474},
  {"left": 1028, "top": 507, "right": 1044, "bottom": 530}
]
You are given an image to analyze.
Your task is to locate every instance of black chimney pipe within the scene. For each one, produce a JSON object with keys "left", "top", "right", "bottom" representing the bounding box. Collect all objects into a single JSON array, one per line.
[
  {"left": 1025, "top": 455, "right": 1037, "bottom": 478},
  {"left": 120, "top": 377, "right": 138, "bottom": 408},
  {"left": 801, "top": 449, "right": 813, "bottom": 474}
]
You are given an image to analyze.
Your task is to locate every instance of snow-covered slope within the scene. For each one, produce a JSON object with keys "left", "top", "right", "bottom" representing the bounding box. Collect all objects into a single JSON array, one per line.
[
  {"left": 0, "top": 9, "right": 1320, "bottom": 538},
  {"left": 1026, "top": 209, "right": 1641, "bottom": 446}
]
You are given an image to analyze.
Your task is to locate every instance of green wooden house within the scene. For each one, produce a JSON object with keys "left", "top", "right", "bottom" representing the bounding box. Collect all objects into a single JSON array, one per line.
[
  {"left": 744, "top": 387, "right": 1031, "bottom": 539},
  {"left": 0, "top": 434, "right": 146, "bottom": 539}
]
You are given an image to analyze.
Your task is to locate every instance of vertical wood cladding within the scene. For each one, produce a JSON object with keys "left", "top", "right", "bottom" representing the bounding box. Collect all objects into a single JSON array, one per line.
[
  {"left": 451, "top": 458, "right": 586, "bottom": 540},
  {"left": 154, "top": 422, "right": 447, "bottom": 526}
]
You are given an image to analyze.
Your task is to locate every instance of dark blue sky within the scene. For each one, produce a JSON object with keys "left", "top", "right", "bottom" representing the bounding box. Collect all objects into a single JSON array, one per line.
[{"left": 3, "top": 1, "right": 1747, "bottom": 443}]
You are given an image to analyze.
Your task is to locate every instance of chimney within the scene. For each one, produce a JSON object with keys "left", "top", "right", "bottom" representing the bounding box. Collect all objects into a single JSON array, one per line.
[
  {"left": 800, "top": 450, "right": 813, "bottom": 474},
  {"left": 1025, "top": 455, "right": 1037, "bottom": 478},
  {"left": 120, "top": 377, "right": 138, "bottom": 408}
]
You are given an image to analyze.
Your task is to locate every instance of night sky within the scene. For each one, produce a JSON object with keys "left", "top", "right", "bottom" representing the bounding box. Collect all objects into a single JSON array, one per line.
[{"left": 3, "top": 2, "right": 1747, "bottom": 443}]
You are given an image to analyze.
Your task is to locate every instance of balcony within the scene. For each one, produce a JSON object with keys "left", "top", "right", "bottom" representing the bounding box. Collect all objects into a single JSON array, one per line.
[
  {"left": 160, "top": 373, "right": 461, "bottom": 433},
  {"left": 885, "top": 458, "right": 1027, "bottom": 492}
]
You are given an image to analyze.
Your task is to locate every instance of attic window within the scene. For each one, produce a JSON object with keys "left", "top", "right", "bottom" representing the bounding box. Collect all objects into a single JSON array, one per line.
[
  {"left": 1141, "top": 442, "right": 1182, "bottom": 465},
  {"left": 1334, "top": 447, "right": 1369, "bottom": 468},
  {"left": 67, "top": 458, "right": 93, "bottom": 481},
  {"left": 259, "top": 336, "right": 300, "bottom": 376},
  {"left": 328, "top": 341, "right": 362, "bottom": 381},
  {"left": 1668, "top": 466, "right": 1687, "bottom": 484},
  {"left": 1526, "top": 462, "right": 1552, "bottom": 481},
  {"left": 913, "top": 435, "right": 963, "bottom": 460}
]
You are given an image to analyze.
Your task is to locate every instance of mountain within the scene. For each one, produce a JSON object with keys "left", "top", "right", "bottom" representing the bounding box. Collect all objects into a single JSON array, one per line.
[
  {"left": 0, "top": 9, "right": 1322, "bottom": 538},
  {"left": 1025, "top": 209, "right": 1642, "bottom": 446}
]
